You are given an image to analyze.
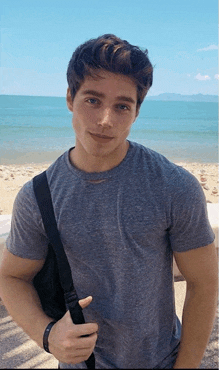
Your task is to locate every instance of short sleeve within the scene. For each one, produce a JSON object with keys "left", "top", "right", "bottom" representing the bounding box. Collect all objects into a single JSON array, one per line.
[
  {"left": 168, "top": 167, "right": 215, "bottom": 252},
  {"left": 6, "top": 179, "right": 49, "bottom": 260}
]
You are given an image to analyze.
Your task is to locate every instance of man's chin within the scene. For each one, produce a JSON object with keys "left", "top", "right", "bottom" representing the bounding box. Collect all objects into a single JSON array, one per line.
[{"left": 89, "top": 147, "right": 114, "bottom": 158}]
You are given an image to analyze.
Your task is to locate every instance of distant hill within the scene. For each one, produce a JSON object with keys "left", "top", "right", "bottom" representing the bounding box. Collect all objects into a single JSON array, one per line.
[{"left": 147, "top": 93, "right": 218, "bottom": 102}]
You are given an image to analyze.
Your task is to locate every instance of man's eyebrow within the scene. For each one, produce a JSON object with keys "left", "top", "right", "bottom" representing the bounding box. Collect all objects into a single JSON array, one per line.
[
  {"left": 82, "top": 89, "right": 136, "bottom": 104},
  {"left": 116, "top": 96, "right": 136, "bottom": 104},
  {"left": 81, "top": 90, "right": 105, "bottom": 98}
]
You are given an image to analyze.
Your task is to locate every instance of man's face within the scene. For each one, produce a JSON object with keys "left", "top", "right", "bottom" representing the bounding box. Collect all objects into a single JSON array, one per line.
[{"left": 66, "top": 71, "right": 138, "bottom": 162}]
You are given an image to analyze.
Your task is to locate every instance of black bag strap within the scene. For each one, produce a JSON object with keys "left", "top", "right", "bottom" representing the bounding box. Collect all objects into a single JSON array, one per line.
[
  {"left": 33, "top": 171, "right": 73, "bottom": 292},
  {"left": 33, "top": 170, "right": 95, "bottom": 369}
]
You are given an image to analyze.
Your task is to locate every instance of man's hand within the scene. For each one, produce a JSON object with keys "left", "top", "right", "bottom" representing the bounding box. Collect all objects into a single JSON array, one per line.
[
  {"left": 0, "top": 250, "right": 98, "bottom": 364},
  {"left": 48, "top": 296, "right": 98, "bottom": 365}
]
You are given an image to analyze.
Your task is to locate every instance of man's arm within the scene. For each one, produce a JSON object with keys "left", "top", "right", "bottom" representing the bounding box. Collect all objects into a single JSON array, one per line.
[
  {"left": 0, "top": 248, "right": 98, "bottom": 365},
  {"left": 173, "top": 242, "right": 218, "bottom": 369}
]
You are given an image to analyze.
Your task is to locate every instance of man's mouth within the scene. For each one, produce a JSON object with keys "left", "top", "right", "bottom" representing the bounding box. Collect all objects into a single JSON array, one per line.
[{"left": 89, "top": 132, "right": 114, "bottom": 142}]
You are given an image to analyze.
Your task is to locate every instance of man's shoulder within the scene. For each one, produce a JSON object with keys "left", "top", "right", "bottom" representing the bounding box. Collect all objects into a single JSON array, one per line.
[
  {"left": 130, "top": 141, "right": 179, "bottom": 174},
  {"left": 45, "top": 149, "right": 71, "bottom": 181},
  {"left": 131, "top": 140, "right": 172, "bottom": 163},
  {"left": 130, "top": 141, "right": 199, "bottom": 189},
  {"left": 13, "top": 150, "right": 69, "bottom": 206}
]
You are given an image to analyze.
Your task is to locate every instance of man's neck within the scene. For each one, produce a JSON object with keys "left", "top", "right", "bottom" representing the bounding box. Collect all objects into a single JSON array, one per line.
[{"left": 69, "top": 141, "right": 129, "bottom": 173}]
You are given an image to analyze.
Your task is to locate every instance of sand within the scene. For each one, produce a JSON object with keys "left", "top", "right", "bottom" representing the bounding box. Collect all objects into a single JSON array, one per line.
[{"left": 0, "top": 161, "right": 218, "bottom": 215}]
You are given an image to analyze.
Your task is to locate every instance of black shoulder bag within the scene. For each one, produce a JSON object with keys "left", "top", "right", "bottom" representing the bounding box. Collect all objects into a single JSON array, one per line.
[{"left": 32, "top": 171, "right": 95, "bottom": 369}]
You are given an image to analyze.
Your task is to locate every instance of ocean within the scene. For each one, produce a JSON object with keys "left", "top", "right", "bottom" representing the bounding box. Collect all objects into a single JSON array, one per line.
[{"left": 0, "top": 95, "right": 218, "bottom": 164}]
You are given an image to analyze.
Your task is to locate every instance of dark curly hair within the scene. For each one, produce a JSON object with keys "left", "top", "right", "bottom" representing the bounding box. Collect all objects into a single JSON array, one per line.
[{"left": 67, "top": 34, "right": 153, "bottom": 110}]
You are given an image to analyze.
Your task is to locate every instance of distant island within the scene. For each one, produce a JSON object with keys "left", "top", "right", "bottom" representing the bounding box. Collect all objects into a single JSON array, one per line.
[{"left": 147, "top": 93, "right": 218, "bottom": 102}]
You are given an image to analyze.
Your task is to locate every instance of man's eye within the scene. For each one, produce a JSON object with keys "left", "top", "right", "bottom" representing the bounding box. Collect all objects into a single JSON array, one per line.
[
  {"left": 118, "top": 104, "right": 129, "bottom": 111},
  {"left": 87, "top": 98, "right": 98, "bottom": 105}
]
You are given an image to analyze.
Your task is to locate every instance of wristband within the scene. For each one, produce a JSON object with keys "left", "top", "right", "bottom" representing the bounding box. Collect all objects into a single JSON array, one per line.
[{"left": 43, "top": 321, "right": 56, "bottom": 353}]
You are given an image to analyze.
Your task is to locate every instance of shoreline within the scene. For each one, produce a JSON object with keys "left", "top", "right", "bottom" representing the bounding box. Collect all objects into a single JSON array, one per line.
[
  {"left": 0, "top": 161, "right": 219, "bottom": 215},
  {"left": 0, "top": 149, "right": 218, "bottom": 167}
]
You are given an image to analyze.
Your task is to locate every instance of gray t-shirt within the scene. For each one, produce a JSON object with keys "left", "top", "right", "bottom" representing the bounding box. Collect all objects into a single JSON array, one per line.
[{"left": 6, "top": 141, "right": 215, "bottom": 369}]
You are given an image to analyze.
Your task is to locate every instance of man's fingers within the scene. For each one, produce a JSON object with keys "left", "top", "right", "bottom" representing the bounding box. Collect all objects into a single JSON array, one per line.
[
  {"left": 48, "top": 312, "right": 98, "bottom": 363},
  {"left": 73, "top": 322, "right": 98, "bottom": 337},
  {"left": 60, "top": 308, "right": 98, "bottom": 337},
  {"left": 61, "top": 311, "right": 98, "bottom": 335},
  {"left": 74, "top": 332, "right": 98, "bottom": 349},
  {"left": 78, "top": 295, "right": 93, "bottom": 309},
  {"left": 61, "top": 296, "right": 92, "bottom": 323}
]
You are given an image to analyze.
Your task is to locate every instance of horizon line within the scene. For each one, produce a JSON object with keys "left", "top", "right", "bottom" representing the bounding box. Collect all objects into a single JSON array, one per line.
[{"left": 1, "top": 92, "right": 219, "bottom": 98}]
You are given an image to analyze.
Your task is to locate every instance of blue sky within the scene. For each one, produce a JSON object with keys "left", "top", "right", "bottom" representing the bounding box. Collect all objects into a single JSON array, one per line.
[{"left": 1, "top": 0, "right": 219, "bottom": 97}]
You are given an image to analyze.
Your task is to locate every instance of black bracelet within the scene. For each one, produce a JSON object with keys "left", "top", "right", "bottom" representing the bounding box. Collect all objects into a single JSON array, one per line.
[{"left": 43, "top": 321, "right": 56, "bottom": 353}]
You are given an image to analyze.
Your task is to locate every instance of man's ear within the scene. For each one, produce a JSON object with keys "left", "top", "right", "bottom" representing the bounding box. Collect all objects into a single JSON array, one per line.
[{"left": 66, "top": 88, "right": 73, "bottom": 112}]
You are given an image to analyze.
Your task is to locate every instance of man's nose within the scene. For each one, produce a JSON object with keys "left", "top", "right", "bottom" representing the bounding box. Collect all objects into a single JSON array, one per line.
[{"left": 97, "top": 108, "right": 114, "bottom": 128}]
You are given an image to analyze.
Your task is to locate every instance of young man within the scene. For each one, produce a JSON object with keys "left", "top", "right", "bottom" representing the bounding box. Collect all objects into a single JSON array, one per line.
[{"left": 0, "top": 34, "right": 218, "bottom": 369}]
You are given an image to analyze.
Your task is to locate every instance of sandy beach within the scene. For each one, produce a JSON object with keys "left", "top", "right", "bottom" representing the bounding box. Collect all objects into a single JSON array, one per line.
[{"left": 0, "top": 161, "right": 218, "bottom": 215}]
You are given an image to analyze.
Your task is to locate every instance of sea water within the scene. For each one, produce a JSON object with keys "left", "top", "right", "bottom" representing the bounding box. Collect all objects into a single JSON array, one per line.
[{"left": 0, "top": 95, "right": 218, "bottom": 164}]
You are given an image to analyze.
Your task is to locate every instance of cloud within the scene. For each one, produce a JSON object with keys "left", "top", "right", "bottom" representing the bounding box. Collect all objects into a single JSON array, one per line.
[
  {"left": 214, "top": 74, "right": 219, "bottom": 80},
  {"left": 195, "top": 73, "right": 211, "bottom": 81},
  {"left": 197, "top": 44, "right": 218, "bottom": 52}
]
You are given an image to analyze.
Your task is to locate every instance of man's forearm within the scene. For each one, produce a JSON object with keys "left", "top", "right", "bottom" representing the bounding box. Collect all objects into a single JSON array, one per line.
[
  {"left": 0, "top": 275, "right": 53, "bottom": 348},
  {"left": 173, "top": 281, "right": 218, "bottom": 369}
]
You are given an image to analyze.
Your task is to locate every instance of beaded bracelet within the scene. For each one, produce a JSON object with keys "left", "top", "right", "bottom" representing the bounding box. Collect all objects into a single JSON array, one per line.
[{"left": 43, "top": 321, "right": 56, "bottom": 353}]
